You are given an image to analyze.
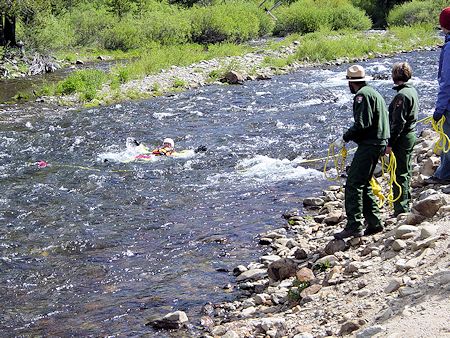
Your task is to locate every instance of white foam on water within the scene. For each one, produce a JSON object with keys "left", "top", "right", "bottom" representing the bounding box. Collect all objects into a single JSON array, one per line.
[
  {"left": 98, "top": 143, "right": 153, "bottom": 163},
  {"left": 189, "top": 110, "right": 204, "bottom": 116},
  {"left": 208, "top": 155, "right": 323, "bottom": 185},
  {"left": 275, "top": 120, "right": 297, "bottom": 130},
  {"left": 256, "top": 91, "right": 271, "bottom": 96},
  {"left": 153, "top": 112, "right": 175, "bottom": 120},
  {"left": 235, "top": 155, "right": 321, "bottom": 181}
]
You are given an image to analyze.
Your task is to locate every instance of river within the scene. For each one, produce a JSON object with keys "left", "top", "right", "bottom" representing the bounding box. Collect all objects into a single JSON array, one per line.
[{"left": 0, "top": 49, "right": 439, "bottom": 336}]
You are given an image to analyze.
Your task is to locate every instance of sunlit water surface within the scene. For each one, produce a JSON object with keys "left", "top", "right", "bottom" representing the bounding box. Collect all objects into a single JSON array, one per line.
[{"left": 0, "top": 49, "right": 439, "bottom": 336}]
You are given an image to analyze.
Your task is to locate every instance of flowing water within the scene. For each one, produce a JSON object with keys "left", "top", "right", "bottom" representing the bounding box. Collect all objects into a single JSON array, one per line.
[{"left": 0, "top": 50, "right": 440, "bottom": 336}]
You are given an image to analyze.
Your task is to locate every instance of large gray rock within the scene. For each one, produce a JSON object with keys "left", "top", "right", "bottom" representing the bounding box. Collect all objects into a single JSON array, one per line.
[
  {"left": 324, "top": 239, "right": 346, "bottom": 255},
  {"left": 222, "top": 71, "right": 244, "bottom": 84},
  {"left": 302, "top": 197, "right": 325, "bottom": 208},
  {"left": 413, "top": 194, "right": 446, "bottom": 217},
  {"left": 147, "top": 310, "right": 189, "bottom": 329},
  {"left": 267, "top": 258, "right": 297, "bottom": 282},
  {"left": 236, "top": 268, "right": 267, "bottom": 282},
  {"left": 323, "top": 210, "right": 344, "bottom": 225},
  {"left": 356, "top": 325, "right": 385, "bottom": 338},
  {"left": 395, "top": 225, "right": 419, "bottom": 239}
]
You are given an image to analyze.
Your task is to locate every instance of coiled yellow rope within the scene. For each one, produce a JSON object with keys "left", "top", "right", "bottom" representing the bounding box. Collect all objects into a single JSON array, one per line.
[
  {"left": 383, "top": 152, "right": 402, "bottom": 207},
  {"left": 422, "top": 116, "right": 450, "bottom": 154},
  {"left": 323, "top": 143, "right": 347, "bottom": 181},
  {"left": 369, "top": 177, "right": 385, "bottom": 207}
]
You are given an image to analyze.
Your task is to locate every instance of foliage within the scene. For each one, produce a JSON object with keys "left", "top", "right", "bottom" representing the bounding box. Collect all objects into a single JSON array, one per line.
[
  {"left": 387, "top": 0, "right": 449, "bottom": 27},
  {"left": 350, "top": 0, "right": 408, "bottom": 27},
  {"left": 314, "top": 260, "right": 331, "bottom": 272},
  {"left": 293, "top": 25, "right": 439, "bottom": 63},
  {"left": 139, "top": 10, "right": 192, "bottom": 45},
  {"left": 287, "top": 280, "right": 310, "bottom": 302},
  {"left": 189, "top": 1, "right": 271, "bottom": 44},
  {"left": 56, "top": 69, "right": 108, "bottom": 101},
  {"left": 273, "top": 0, "right": 371, "bottom": 36}
]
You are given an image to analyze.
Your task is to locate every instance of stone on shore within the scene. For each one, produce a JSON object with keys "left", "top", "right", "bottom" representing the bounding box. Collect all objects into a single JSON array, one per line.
[{"left": 146, "top": 310, "right": 189, "bottom": 329}]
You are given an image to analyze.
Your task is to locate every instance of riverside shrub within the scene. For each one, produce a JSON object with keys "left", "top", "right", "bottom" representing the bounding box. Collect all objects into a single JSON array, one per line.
[
  {"left": 273, "top": 0, "right": 371, "bottom": 36},
  {"left": 140, "top": 10, "right": 192, "bottom": 45},
  {"left": 387, "top": 0, "right": 448, "bottom": 27},
  {"left": 190, "top": 1, "right": 266, "bottom": 43},
  {"left": 56, "top": 69, "right": 108, "bottom": 101},
  {"left": 102, "top": 18, "right": 141, "bottom": 51}
]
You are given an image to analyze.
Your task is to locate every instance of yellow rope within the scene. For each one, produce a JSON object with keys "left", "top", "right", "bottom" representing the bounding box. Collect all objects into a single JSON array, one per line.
[
  {"left": 369, "top": 177, "right": 385, "bottom": 207},
  {"left": 383, "top": 152, "right": 402, "bottom": 207},
  {"left": 422, "top": 116, "right": 450, "bottom": 154},
  {"left": 323, "top": 143, "right": 347, "bottom": 181}
]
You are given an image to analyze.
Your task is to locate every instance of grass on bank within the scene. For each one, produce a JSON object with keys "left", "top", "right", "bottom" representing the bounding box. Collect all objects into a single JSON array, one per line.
[
  {"left": 32, "top": 24, "right": 440, "bottom": 105},
  {"left": 263, "top": 24, "right": 440, "bottom": 67}
]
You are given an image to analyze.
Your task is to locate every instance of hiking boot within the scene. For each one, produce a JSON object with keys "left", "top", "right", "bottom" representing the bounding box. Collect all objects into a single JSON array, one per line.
[
  {"left": 364, "top": 226, "right": 383, "bottom": 236},
  {"left": 333, "top": 228, "right": 363, "bottom": 240}
]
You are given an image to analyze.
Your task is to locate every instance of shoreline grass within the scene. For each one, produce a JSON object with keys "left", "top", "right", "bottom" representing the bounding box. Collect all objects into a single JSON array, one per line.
[{"left": 15, "top": 24, "right": 442, "bottom": 106}]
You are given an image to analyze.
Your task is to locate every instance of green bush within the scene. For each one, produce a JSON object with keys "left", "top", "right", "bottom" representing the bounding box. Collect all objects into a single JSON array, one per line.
[
  {"left": 19, "top": 12, "right": 75, "bottom": 50},
  {"left": 388, "top": 0, "right": 448, "bottom": 27},
  {"left": 273, "top": 0, "right": 371, "bottom": 36},
  {"left": 190, "top": 1, "right": 268, "bottom": 43},
  {"left": 102, "top": 17, "right": 141, "bottom": 50},
  {"left": 67, "top": 4, "right": 114, "bottom": 47},
  {"left": 139, "top": 10, "right": 192, "bottom": 45},
  {"left": 56, "top": 69, "right": 108, "bottom": 101}
]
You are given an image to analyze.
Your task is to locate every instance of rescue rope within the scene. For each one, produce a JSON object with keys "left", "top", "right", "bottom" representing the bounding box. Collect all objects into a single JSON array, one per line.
[
  {"left": 369, "top": 177, "right": 385, "bottom": 207},
  {"left": 323, "top": 143, "right": 347, "bottom": 181},
  {"left": 36, "top": 161, "right": 133, "bottom": 173},
  {"left": 382, "top": 152, "right": 402, "bottom": 206},
  {"left": 421, "top": 116, "right": 450, "bottom": 154}
]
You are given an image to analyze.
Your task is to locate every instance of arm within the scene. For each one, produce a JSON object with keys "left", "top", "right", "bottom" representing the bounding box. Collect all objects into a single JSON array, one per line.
[
  {"left": 343, "top": 94, "right": 371, "bottom": 142},
  {"left": 434, "top": 41, "right": 450, "bottom": 121}
]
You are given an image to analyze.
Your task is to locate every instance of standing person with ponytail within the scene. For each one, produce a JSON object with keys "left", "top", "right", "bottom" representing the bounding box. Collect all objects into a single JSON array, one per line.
[{"left": 385, "top": 62, "right": 419, "bottom": 215}]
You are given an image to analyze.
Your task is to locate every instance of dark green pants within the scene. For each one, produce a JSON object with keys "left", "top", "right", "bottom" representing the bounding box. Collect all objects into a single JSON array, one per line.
[
  {"left": 345, "top": 144, "right": 384, "bottom": 231},
  {"left": 392, "top": 132, "right": 416, "bottom": 216}
]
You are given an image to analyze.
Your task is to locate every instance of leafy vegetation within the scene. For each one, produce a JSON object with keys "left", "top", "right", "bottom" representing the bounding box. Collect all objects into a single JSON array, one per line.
[
  {"left": 0, "top": 0, "right": 445, "bottom": 104},
  {"left": 387, "top": 0, "right": 449, "bottom": 27},
  {"left": 287, "top": 280, "right": 310, "bottom": 302}
]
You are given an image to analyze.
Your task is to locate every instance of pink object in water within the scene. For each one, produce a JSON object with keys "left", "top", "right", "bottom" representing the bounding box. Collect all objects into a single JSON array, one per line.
[
  {"left": 135, "top": 154, "right": 153, "bottom": 159},
  {"left": 37, "top": 160, "right": 49, "bottom": 168}
]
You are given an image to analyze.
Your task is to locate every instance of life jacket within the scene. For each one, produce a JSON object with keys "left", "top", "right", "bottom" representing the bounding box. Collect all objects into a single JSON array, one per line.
[{"left": 151, "top": 147, "right": 174, "bottom": 156}]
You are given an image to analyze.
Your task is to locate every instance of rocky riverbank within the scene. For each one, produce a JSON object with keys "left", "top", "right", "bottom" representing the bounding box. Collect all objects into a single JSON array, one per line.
[{"left": 147, "top": 129, "right": 450, "bottom": 337}]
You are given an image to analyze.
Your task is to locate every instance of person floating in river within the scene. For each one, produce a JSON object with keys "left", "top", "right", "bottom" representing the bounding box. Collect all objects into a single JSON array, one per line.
[
  {"left": 126, "top": 137, "right": 207, "bottom": 160},
  {"left": 332, "top": 65, "right": 390, "bottom": 240},
  {"left": 385, "top": 62, "right": 419, "bottom": 216},
  {"left": 152, "top": 137, "right": 175, "bottom": 156}
]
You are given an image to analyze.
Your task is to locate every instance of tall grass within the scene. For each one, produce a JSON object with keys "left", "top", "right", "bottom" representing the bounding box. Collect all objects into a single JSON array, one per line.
[
  {"left": 293, "top": 25, "right": 440, "bottom": 63},
  {"left": 111, "top": 42, "right": 250, "bottom": 81}
]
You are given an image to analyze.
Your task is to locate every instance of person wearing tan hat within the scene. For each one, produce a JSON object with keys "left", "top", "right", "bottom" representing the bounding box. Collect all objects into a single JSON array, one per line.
[
  {"left": 333, "top": 65, "right": 390, "bottom": 240},
  {"left": 385, "top": 62, "right": 419, "bottom": 215},
  {"left": 428, "top": 6, "right": 450, "bottom": 184}
]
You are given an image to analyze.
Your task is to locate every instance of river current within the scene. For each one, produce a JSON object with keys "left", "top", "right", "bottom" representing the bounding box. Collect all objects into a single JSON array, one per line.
[{"left": 0, "top": 49, "right": 440, "bottom": 336}]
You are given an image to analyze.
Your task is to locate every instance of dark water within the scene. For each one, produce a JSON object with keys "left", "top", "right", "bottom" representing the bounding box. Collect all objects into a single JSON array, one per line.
[
  {"left": 0, "top": 50, "right": 439, "bottom": 336},
  {"left": 0, "top": 59, "right": 124, "bottom": 103}
]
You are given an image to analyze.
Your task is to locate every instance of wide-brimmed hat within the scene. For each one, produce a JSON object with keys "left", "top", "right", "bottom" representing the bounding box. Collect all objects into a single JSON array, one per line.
[{"left": 345, "top": 65, "right": 370, "bottom": 82}]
